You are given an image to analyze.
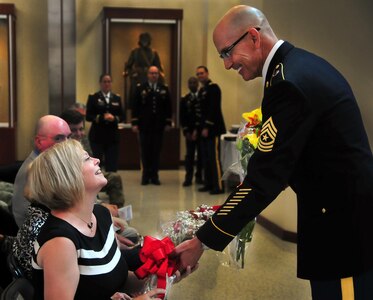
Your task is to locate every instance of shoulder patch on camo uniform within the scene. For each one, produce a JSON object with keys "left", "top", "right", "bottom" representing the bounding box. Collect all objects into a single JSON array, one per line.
[{"left": 258, "top": 117, "right": 277, "bottom": 152}]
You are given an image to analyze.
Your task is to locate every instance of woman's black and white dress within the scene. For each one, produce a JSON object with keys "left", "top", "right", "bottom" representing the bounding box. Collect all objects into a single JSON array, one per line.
[{"left": 32, "top": 204, "right": 128, "bottom": 299}]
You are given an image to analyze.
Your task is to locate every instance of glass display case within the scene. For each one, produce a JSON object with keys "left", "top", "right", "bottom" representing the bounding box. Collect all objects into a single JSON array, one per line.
[
  {"left": 0, "top": 4, "right": 16, "bottom": 164},
  {"left": 102, "top": 7, "right": 183, "bottom": 169}
]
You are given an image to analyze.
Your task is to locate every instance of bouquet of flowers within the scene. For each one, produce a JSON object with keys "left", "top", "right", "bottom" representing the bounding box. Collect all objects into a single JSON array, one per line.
[
  {"left": 160, "top": 204, "right": 220, "bottom": 246},
  {"left": 224, "top": 107, "right": 262, "bottom": 182},
  {"left": 160, "top": 204, "right": 255, "bottom": 269},
  {"left": 221, "top": 107, "right": 262, "bottom": 268}
]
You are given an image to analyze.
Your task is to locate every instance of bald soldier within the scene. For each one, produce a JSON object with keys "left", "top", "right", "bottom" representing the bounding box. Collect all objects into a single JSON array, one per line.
[
  {"left": 132, "top": 66, "right": 172, "bottom": 185},
  {"left": 12, "top": 115, "right": 71, "bottom": 227},
  {"left": 173, "top": 5, "right": 373, "bottom": 299}
]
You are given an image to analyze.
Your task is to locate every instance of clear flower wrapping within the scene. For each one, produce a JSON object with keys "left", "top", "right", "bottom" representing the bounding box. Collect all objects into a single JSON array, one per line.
[{"left": 160, "top": 204, "right": 256, "bottom": 269}]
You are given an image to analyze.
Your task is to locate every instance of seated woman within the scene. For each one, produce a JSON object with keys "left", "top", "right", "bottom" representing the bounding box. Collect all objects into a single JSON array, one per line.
[
  {"left": 28, "top": 140, "right": 165, "bottom": 299},
  {"left": 12, "top": 194, "right": 136, "bottom": 280}
]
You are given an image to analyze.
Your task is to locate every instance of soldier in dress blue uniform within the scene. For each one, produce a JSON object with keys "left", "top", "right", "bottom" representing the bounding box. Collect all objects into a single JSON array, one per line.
[
  {"left": 196, "top": 66, "right": 226, "bottom": 194},
  {"left": 86, "top": 74, "right": 124, "bottom": 172},
  {"left": 174, "top": 6, "right": 373, "bottom": 299},
  {"left": 131, "top": 66, "right": 172, "bottom": 185},
  {"left": 180, "top": 77, "right": 203, "bottom": 187}
]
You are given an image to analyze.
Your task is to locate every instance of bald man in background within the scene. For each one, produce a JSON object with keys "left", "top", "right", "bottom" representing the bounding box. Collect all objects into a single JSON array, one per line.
[
  {"left": 174, "top": 5, "right": 373, "bottom": 299},
  {"left": 11, "top": 115, "right": 71, "bottom": 227}
]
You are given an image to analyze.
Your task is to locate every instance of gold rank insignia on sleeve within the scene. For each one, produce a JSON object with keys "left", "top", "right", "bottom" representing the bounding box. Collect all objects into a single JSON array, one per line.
[
  {"left": 217, "top": 188, "right": 251, "bottom": 216},
  {"left": 212, "top": 188, "right": 253, "bottom": 238},
  {"left": 258, "top": 117, "right": 277, "bottom": 152}
]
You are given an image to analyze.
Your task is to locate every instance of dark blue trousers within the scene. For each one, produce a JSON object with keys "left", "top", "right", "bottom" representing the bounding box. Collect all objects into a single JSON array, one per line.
[{"left": 310, "top": 269, "right": 373, "bottom": 300}]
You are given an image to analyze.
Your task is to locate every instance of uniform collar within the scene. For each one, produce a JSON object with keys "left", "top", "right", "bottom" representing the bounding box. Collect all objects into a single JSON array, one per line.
[
  {"left": 262, "top": 40, "right": 284, "bottom": 87},
  {"left": 148, "top": 82, "right": 157, "bottom": 89},
  {"left": 202, "top": 79, "right": 211, "bottom": 87},
  {"left": 101, "top": 91, "right": 111, "bottom": 98}
]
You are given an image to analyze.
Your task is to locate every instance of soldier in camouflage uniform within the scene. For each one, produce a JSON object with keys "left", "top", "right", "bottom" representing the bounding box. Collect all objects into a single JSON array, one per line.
[{"left": 0, "top": 181, "right": 13, "bottom": 208}]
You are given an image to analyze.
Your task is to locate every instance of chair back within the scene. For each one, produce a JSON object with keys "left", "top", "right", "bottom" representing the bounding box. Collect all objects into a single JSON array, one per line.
[
  {"left": 0, "top": 278, "right": 34, "bottom": 300},
  {"left": 6, "top": 254, "right": 25, "bottom": 279}
]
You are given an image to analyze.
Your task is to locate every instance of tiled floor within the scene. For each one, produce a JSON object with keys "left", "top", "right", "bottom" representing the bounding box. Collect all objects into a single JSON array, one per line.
[{"left": 119, "top": 169, "right": 311, "bottom": 300}]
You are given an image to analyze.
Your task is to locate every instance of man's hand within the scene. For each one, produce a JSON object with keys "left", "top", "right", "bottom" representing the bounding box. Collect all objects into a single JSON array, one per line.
[
  {"left": 202, "top": 128, "right": 209, "bottom": 138},
  {"left": 172, "top": 264, "right": 198, "bottom": 284},
  {"left": 171, "top": 237, "right": 204, "bottom": 271},
  {"left": 132, "top": 125, "right": 139, "bottom": 133}
]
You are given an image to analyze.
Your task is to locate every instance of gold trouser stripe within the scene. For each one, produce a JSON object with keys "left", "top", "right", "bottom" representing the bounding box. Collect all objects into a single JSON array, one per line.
[
  {"left": 211, "top": 218, "right": 235, "bottom": 238},
  {"left": 215, "top": 136, "right": 223, "bottom": 190},
  {"left": 341, "top": 277, "right": 354, "bottom": 300}
]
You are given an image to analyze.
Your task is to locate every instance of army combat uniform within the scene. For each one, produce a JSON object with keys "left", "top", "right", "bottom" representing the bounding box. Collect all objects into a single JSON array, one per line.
[
  {"left": 180, "top": 91, "right": 203, "bottom": 185},
  {"left": 197, "top": 42, "right": 373, "bottom": 287}
]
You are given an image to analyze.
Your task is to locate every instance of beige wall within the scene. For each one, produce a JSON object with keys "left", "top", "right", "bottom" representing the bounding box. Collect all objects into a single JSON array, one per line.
[
  {"left": 255, "top": 0, "right": 373, "bottom": 232},
  {"left": 8, "top": 0, "right": 372, "bottom": 157},
  {"left": 3, "top": 0, "right": 373, "bottom": 232},
  {"left": 0, "top": 0, "right": 49, "bottom": 159}
]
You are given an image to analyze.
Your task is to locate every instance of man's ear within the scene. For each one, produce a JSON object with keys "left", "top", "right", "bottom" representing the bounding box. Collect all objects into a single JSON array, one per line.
[
  {"left": 34, "top": 136, "right": 42, "bottom": 150},
  {"left": 248, "top": 27, "right": 260, "bottom": 46}
]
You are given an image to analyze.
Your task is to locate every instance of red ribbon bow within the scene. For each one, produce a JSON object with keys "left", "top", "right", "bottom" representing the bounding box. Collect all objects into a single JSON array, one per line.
[{"left": 135, "top": 236, "right": 177, "bottom": 298}]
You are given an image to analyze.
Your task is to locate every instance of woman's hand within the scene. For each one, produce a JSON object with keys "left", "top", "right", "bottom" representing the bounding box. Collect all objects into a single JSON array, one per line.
[
  {"left": 111, "top": 292, "right": 133, "bottom": 300},
  {"left": 111, "top": 288, "right": 166, "bottom": 300},
  {"left": 116, "top": 233, "right": 135, "bottom": 249},
  {"left": 104, "top": 113, "right": 115, "bottom": 122},
  {"left": 113, "top": 217, "right": 127, "bottom": 233}
]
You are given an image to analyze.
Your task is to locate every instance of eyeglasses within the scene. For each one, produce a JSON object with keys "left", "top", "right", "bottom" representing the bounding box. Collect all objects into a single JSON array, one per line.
[
  {"left": 39, "top": 134, "right": 71, "bottom": 143},
  {"left": 219, "top": 28, "right": 260, "bottom": 59}
]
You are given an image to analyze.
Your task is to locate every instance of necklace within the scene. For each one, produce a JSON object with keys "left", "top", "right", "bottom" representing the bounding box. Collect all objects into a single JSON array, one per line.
[{"left": 73, "top": 213, "right": 93, "bottom": 231}]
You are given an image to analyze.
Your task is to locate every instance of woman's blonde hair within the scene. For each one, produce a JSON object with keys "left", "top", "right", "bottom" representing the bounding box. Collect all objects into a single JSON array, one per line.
[{"left": 28, "top": 139, "right": 85, "bottom": 210}]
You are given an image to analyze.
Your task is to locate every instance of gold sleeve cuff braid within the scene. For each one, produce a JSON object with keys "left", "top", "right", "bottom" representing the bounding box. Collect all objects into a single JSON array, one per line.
[{"left": 210, "top": 217, "right": 235, "bottom": 238}]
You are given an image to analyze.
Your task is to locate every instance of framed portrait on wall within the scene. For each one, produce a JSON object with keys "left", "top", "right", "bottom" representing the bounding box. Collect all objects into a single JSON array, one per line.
[{"left": 102, "top": 7, "right": 183, "bottom": 169}]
